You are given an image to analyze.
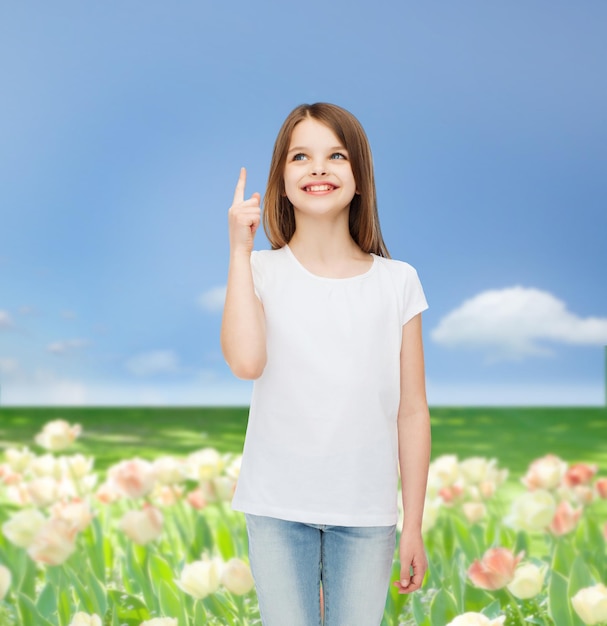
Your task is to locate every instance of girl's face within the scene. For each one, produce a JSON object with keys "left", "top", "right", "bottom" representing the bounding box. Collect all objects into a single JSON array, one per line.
[{"left": 283, "top": 117, "right": 357, "bottom": 219}]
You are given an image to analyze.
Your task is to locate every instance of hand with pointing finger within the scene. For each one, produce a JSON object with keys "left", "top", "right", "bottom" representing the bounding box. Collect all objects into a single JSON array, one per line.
[{"left": 228, "top": 167, "right": 261, "bottom": 255}]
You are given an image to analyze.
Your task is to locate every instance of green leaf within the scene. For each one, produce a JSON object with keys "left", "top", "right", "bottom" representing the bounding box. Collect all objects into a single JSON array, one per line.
[
  {"left": 85, "top": 570, "right": 108, "bottom": 619},
  {"left": 429, "top": 588, "right": 458, "bottom": 625},
  {"left": 148, "top": 553, "right": 175, "bottom": 588},
  {"left": 548, "top": 570, "right": 573, "bottom": 626},
  {"left": 481, "top": 599, "right": 502, "bottom": 619},
  {"left": 551, "top": 538, "right": 576, "bottom": 577},
  {"left": 107, "top": 589, "right": 151, "bottom": 626},
  {"left": 35, "top": 583, "right": 57, "bottom": 621},
  {"left": 451, "top": 515, "right": 478, "bottom": 562},
  {"left": 16, "top": 592, "right": 55, "bottom": 626},
  {"left": 157, "top": 578, "right": 187, "bottom": 625}
]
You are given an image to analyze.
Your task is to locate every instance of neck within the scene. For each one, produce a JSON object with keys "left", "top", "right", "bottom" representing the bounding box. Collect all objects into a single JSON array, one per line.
[{"left": 288, "top": 213, "right": 369, "bottom": 266}]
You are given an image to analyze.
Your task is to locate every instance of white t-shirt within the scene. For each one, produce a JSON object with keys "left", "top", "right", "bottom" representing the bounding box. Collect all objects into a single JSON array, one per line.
[{"left": 231, "top": 244, "right": 428, "bottom": 526}]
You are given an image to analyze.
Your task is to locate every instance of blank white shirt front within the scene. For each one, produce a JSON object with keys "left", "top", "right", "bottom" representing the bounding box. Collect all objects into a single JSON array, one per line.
[{"left": 231, "top": 245, "right": 428, "bottom": 526}]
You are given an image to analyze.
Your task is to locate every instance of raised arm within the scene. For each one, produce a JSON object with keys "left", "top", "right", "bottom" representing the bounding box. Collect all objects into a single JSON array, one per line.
[
  {"left": 220, "top": 168, "right": 267, "bottom": 379},
  {"left": 394, "top": 312, "right": 431, "bottom": 594}
]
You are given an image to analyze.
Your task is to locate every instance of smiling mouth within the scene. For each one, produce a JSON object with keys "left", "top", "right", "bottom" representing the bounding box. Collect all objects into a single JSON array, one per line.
[{"left": 303, "top": 184, "right": 337, "bottom": 192}]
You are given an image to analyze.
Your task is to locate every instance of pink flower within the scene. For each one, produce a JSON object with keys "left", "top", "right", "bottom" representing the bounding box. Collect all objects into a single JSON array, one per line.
[
  {"left": 595, "top": 477, "right": 607, "bottom": 499},
  {"left": 118, "top": 505, "right": 163, "bottom": 545},
  {"left": 439, "top": 483, "right": 465, "bottom": 504},
  {"left": 563, "top": 463, "right": 598, "bottom": 487},
  {"left": 549, "top": 500, "right": 583, "bottom": 536},
  {"left": 51, "top": 498, "right": 94, "bottom": 532},
  {"left": 27, "top": 519, "right": 78, "bottom": 565},
  {"left": 108, "top": 458, "right": 156, "bottom": 499},
  {"left": 468, "top": 547, "right": 524, "bottom": 590},
  {"left": 521, "top": 454, "right": 567, "bottom": 491},
  {"left": 186, "top": 488, "right": 207, "bottom": 510}
]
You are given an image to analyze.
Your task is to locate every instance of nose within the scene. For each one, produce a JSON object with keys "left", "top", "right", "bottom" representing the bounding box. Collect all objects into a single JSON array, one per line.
[{"left": 310, "top": 160, "right": 327, "bottom": 176}]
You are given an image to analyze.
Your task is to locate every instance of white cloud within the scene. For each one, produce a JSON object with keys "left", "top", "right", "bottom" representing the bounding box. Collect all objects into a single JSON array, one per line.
[
  {"left": 198, "top": 286, "right": 226, "bottom": 313},
  {"left": 47, "top": 339, "right": 89, "bottom": 355},
  {"left": 0, "top": 310, "right": 13, "bottom": 328},
  {"left": 431, "top": 286, "right": 607, "bottom": 360},
  {"left": 0, "top": 358, "right": 19, "bottom": 376},
  {"left": 125, "top": 350, "right": 180, "bottom": 376}
]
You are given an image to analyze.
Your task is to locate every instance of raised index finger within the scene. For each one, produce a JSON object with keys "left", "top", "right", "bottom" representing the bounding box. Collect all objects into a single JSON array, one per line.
[{"left": 232, "top": 167, "right": 246, "bottom": 205}]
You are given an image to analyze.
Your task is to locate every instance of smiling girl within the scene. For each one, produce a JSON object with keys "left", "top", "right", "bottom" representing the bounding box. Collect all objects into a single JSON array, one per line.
[{"left": 221, "top": 102, "right": 430, "bottom": 626}]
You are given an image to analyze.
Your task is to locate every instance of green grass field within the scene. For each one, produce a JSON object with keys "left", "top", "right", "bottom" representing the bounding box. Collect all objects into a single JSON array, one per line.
[{"left": 1, "top": 406, "right": 605, "bottom": 479}]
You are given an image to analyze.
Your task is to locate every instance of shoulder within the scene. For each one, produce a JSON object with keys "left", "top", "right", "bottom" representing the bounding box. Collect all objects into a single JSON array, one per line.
[
  {"left": 374, "top": 255, "right": 422, "bottom": 282},
  {"left": 251, "top": 247, "right": 288, "bottom": 268}
]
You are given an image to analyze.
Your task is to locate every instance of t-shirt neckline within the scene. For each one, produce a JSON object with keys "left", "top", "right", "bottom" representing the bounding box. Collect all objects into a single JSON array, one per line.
[{"left": 284, "top": 244, "right": 378, "bottom": 281}]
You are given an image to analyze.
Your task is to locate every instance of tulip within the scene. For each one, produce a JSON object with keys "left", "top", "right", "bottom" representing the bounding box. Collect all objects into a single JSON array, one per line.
[
  {"left": 27, "top": 518, "right": 78, "bottom": 565},
  {"left": 118, "top": 505, "right": 163, "bottom": 545},
  {"left": 0, "top": 564, "right": 11, "bottom": 601},
  {"left": 95, "top": 480, "right": 124, "bottom": 504},
  {"left": 505, "top": 489, "right": 556, "bottom": 532},
  {"left": 68, "top": 613, "right": 102, "bottom": 626},
  {"left": 186, "top": 487, "right": 207, "bottom": 510},
  {"left": 176, "top": 557, "right": 223, "bottom": 599},
  {"left": 108, "top": 458, "right": 156, "bottom": 499},
  {"left": 594, "top": 477, "right": 607, "bottom": 499},
  {"left": 2, "top": 508, "right": 46, "bottom": 548},
  {"left": 152, "top": 484, "right": 184, "bottom": 506},
  {"left": 506, "top": 563, "right": 546, "bottom": 599},
  {"left": 26, "top": 476, "right": 60, "bottom": 507},
  {"left": 463, "top": 502, "right": 486, "bottom": 524},
  {"left": 459, "top": 457, "right": 493, "bottom": 485},
  {"left": 468, "top": 547, "right": 523, "bottom": 590},
  {"left": 428, "top": 455, "right": 459, "bottom": 489},
  {"left": 421, "top": 498, "right": 442, "bottom": 533},
  {"left": 0, "top": 464, "right": 21, "bottom": 486},
  {"left": 563, "top": 463, "right": 598, "bottom": 488},
  {"left": 549, "top": 500, "right": 583, "bottom": 536},
  {"left": 225, "top": 455, "right": 242, "bottom": 480},
  {"left": 34, "top": 419, "right": 82, "bottom": 452},
  {"left": 4, "top": 446, "right": 35, "bottom": 472},
  {"left": 221, "top": 558, "right": 255, "bottom": 595},
  {"left": 571, "top": 584, "right": 607, "bottom": 625},
  {"left": 521, "top": 454, "right": 567, "bottom": 491},
  {"left": 60, "top": 454, "right": 95, "bottom": 479},
  {"left": 446, "top": 613, "right": 505, "bottom": 626},
  {"left": 439, "top": 483, "right": 465, "bottom": 505},
  {"left": 153, "top": 456, "right": 187, "bottom": 485},
  {"left": 30, "top": 453, "right": 62, "bottom": 478},
  {"left": 140, "top": 619, "right": 178, "bottom": 626},
  {"left": 51, "top": 498, "right": 94, "bottom": 532},
  {"left": 186, "top": 448, "right": 225, "bottom": 481}
]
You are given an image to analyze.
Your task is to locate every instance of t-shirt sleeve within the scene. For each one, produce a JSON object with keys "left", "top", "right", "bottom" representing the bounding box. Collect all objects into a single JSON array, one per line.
[
  {"left": 401, "top": 263, "right": 429, "bottom": 326},
  {"left": 250, "top": 250, "right": 264, "bottom": 301}
]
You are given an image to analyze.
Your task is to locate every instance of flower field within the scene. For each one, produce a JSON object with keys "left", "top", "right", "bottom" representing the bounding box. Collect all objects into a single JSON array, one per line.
[{"left": 0, "top": 409, "right": 605, "bottom": 626}]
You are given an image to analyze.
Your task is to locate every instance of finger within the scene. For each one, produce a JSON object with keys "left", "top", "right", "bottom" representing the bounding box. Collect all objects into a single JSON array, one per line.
[{"left": 233, "top": 167, "right": 247, "bottom": 205}]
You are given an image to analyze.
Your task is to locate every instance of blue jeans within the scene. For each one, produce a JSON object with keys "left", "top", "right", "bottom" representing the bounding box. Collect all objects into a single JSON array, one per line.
[{"left": 245, "top": 513, "right": 396, "bottom": 626}]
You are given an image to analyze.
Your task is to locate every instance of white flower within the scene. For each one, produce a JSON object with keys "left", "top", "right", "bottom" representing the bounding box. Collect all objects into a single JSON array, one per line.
[
  {"left": 459, "top": 457, "right": 492, "bottom": 485},
  {"left": 447, "top": 613, "right": 506, "bottom": 626},
  {"left": 221, "top": 558, "right": 255, "bottom": 595},
  {"left": 107, "top": 458, "right": 156, "bottom": 499},
  {"left": 68, "top": 612, "right": 102, "bottom": 626},
  {"left": 51, "top": 498, "right": 94, "bottom": 532},
  {"left": 4, "top": 446, "right": 35, "bottom": 473},
  {"left": 30, "top": 453, "right": 62, "bottom": 478},
  {"left": 0, "top": 564, "right": 11, "bottom": 601},
  {"left": 118, "top": 506, "right": 163, "bottom": 544},
  {"left": 34, "top": 419, "right": 82, "bottom": 452},
  {"left": 462, "top": 502, "right": 486, "bottom": 524},
  {"left": 507, "top": 563, "right": 546, "bottom": 599},
  {"left": 60, "top": 454, "right": 95, "bottom": 480},
  {"left": 140, "top": 619, "right": 178, "bottom": 626},
  {"left": 26, "top": 476, "right": 61, "bottom": 507},
  {"left": 27, "top": 518, "right": 78, "bottom": 565},
  {"left": 186, "top": 448, "right": 225, "bottom": 481},
  {"left": 505, "top": 489, "right": 556, "bottom": 532},
  {"left": 571, "top": 584, "right": 607, "bottom": 625},
  {"left": 421, "top": 498, "right": 442, "bottom": 533},
  {"left": 176, "top": 557, "right": 223, "bottom": 599},
  {"left": 428, "top": 455, "right": 459, "bottom": 493},
  {"left": 153, "top": 456, "right": 187, "bottom": 485},
  {"left": 2, "top": 508, "right": 46, "bottom": 548}
]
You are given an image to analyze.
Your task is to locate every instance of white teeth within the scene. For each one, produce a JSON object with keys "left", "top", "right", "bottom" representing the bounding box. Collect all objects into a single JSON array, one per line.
[{"left": 305, "top": 184, "right": 333, "bottom": 192}]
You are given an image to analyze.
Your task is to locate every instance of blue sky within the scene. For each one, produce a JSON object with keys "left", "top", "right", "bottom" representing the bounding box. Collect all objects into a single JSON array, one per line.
[{"left": 1, "top": 1, "right": 606, "bottom": 406}]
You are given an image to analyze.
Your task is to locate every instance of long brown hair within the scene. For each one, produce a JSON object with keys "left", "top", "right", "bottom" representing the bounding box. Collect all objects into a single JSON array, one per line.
[{"left": 263, "top": 103, "right": 390, "bottom": 257}]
